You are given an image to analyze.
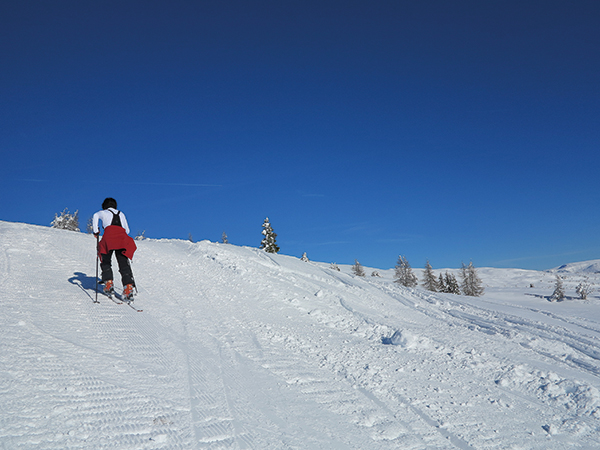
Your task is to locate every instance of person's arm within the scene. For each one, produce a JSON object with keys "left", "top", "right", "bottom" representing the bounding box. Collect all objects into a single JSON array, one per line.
[
  {"left": 92, "top": 212, "right": 101, "bottom": 235},
  {"left": 120, "top": 212, "right": 130, "bottom": 234}
]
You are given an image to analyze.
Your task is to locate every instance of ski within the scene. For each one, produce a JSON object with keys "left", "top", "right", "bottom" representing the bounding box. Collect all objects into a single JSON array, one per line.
[
  {"left": 124, "top": 300, "right": 143, "bottom": 312},
  {"left": 95, "top": 283, "right": 141, "bottom": 311},
  {"left": 122, "top": 285, "right": 141, "bottom": 311},
  {"left": 102, "top": 293, "right": 141, "bottom": 311},
  {"left": 99, "top": 286, "right": 122, "bottom": 304},
  {"left": 109, "top": 294, "right": 124, "bottom": 305},
  {"left": 95, "top": 292, "right": 123, "bottom": 304}
]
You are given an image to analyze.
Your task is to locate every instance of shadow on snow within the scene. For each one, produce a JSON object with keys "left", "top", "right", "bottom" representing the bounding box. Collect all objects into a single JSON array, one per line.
[{"left": 68, "top": 272, "right": 100, "bottom": 301}]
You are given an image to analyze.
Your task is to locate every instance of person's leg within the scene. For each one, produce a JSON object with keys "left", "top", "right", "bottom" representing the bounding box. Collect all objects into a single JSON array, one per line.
[
  {"left": 100, "top": 251, "right": 114, "bottom": 282},
  {"left": 115, "top": 250, "right": 135, "bottom": 286}
]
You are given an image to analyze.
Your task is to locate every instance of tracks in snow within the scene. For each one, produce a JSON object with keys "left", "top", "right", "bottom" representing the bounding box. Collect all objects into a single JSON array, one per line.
[
  {"left": 401, "top": 287, "right": 600, "bottom": 383},
  {"left": 4, "top": 225, "right": 600, "bottom": 449},
  {"left": 140, "top": 242, "right": 464, "bottom": 448},
  {"left": 170, "top": 245, "right": 479, "bottom": 449}
]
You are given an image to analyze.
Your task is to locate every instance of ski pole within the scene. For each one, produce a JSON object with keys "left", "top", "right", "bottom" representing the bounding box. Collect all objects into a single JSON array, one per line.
[
  {"left": 95, "top": 234, "right": 99, "bottom": 303},
  {"left": 128, "top": 258, "right": 138, "bottom": 294}
]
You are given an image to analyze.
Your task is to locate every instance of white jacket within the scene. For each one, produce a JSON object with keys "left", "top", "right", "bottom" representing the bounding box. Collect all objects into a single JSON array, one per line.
[{"left": 92, "top": 208, "right": 130, "bottom": 235}]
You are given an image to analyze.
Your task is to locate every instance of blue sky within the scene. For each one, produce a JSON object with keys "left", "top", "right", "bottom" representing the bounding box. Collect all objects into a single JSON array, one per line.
[{"left": 1, "top": 0, "right": 599, "bottom": 271}]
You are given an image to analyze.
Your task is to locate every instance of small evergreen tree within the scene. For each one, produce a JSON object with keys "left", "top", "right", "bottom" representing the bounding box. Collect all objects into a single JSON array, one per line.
[
  {"left": 394, "top": 255, "right": 418, "bottom": 287},
  {"left": 576, "top": 280, "right": 593, "bottom": 300},
  {"left": 301, "top": 252, "right": 309, "bottom": 262},
  {"left": 460, "top": 262, "right": 484, "bottom": 297},
  {"left": 222, "top": 231, "right": 229, "bottom": 244},
  {"left": 550, "top": 275, "right": 565, "bottom": 302},
  {"left": 460, "top": 263, "right": 468, "bottom": 293},
  {"left": 188, "top": 233, "right": 194, "bottom": 243},
  {"left": 371, "top": 270, "right": 381, "bottom": 277},
  {"left": 438, "top": 273, "right": 447, "bottom": 292},
  {"left": 330, "top": 263, "right": 340, "bottom": 271},
  {"left": 51, "top": 208, "right": 80, "bottom": 231},
  {"left": 444, "top": 272, "right": 461, "bottom": 294},
  {"left": 86, "top": 216, "right": 94, "bottom": 234},
  {"left": 422, "top": 260, "right": 438, "bottom": 292},
  {"left": 444, "top": 272, "right": 460, "bottom": 295},
  {"left": 352, "top": 259, "right": 365, "bottom": 277},
  {"left": 260, "top": 217, "right": 280, "bottom": 253}
]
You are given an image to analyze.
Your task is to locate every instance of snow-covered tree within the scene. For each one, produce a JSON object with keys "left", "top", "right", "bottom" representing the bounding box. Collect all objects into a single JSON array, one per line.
[
  {"left": 301, "top": 252, "right": 309, "bottom": 262},
  {"left": 86, "top": 216, "right": 93, "bottom": 234},
  {"left": 222, "top": 231, "right": 229, "bottom": 244},
  {"left": 330, "top": 263, "right": 340, "bottom": 271},
  {"left": 260, "top": 217, "right": 280, "bottom": 253},
  {"left": 550, "top": 275, "right": 565, "bottom": 302},
  {"left": 394, "top": 255, "right": 418, "bottom": 287},
  {"left": 444, "top": 272, "right": 461, "bottom": 295},
  {"left": 460, "top": 262, "right": 484, "bottom": 297},
  {"left": 135, "top": 230, "right": 146, "bottom": 241},
  {"left": 371, "top": 271, "right": 381, "bottom": 277},
  {"left": 438, "top": 273, "right": 446, "bottom": 292},
  {"left": 51, "top": 208, "right": 79, "bottom": 232},
  {"left": 352, "top": 260, "right": 365, "bottom": 277},
  {"left": 576, "top": 280, "right": 593, "bottom": 300},
  {"left": 422, "top": 260, "right": 438, "bottom": 292},
  {"left": 188, "top": 233, "right": 194, "bottom": 243}
]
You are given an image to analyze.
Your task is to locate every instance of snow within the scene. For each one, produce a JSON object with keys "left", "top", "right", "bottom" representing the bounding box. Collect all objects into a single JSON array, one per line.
[
  {"left": 549, "top": 260, "right": 600, "bottom": 274},
  {"left": 2, "top": 220, "right": 600, "bottom": 449}
]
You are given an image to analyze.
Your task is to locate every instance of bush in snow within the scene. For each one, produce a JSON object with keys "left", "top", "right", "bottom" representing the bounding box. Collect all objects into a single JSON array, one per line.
[
  {"left": 460, "top": 262, "right": 484, "bottom": 297},
  {"left": 260, "top": 217, "right": 280, "bottom": 253},
  {"left": 352, "top": 260, "right": 365, "bottom": 277},
  {"left": 421, "top": 260, "right": 438, "bottom": 292},
  {"left": 550, "top": 275, "right": 565, "bottom": 302},
  {"left": 301, "top": 252, "right": 309, "bottom": 262},
  {"left": 135, "top": 230, "right": 146, "bottom": 241},
  {"left": 576, "top": 281, "right": 593, "bottom": 300},
  {"left": 51, "top": 208, "right": 80, "bottom": 232},
  {"left": 394, "top": 255, "right": 418, "bottom": 287},
  {"left": 371, "top": 270, "right": 381, "bottom": 277},
  {"left": 330, "top": 263, "right": 340, "bottom": 271}
]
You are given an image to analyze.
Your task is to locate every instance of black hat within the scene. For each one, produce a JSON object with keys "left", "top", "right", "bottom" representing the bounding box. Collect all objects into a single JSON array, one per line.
[{"left": 102, "top": 198, "right": 117, "bottom": 210}]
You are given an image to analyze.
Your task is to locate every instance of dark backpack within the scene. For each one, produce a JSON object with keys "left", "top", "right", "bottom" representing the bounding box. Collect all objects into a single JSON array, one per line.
[{"left": 109, "top": 210, "right": 123, "bottom": 227}]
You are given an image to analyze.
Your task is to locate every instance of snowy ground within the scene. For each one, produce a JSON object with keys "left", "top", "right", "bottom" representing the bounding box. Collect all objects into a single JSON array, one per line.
[{"left": 1, "top": 220, "right": 600, "bottom": 449}]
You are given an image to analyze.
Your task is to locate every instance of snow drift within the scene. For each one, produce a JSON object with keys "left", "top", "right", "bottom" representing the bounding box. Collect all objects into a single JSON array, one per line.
[{"left": 1, "top": 220, "right": 600, "bottom": 449}]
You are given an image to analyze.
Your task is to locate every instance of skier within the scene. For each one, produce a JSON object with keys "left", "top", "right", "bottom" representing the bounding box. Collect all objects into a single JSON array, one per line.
[{"left": 93, "top": 198, "right": 137, "bottom": 301}]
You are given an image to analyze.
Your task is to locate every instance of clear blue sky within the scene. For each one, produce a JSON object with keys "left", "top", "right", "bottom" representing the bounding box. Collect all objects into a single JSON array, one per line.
[{"left": 1, "top": 1, "right": 599, "bottom": 270}]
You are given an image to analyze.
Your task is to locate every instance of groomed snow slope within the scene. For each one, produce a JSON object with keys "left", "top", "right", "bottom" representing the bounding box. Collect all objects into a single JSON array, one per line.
[{"left": 1, "top": 220, "right": 600, "bottom": 449}]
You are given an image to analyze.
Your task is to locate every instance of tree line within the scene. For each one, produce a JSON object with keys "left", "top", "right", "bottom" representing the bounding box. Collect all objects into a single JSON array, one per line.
[
  {"left": 259, "top": 219, "right": 485, "bottom": 298},
  {"left": 351, "top": 256, "right": 484, "bottom": 297}
]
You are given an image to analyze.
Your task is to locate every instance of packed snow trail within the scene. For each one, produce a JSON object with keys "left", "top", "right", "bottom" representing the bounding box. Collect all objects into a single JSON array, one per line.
[{"left": 1, "top": 221, "right": 600, "bottom": 449}]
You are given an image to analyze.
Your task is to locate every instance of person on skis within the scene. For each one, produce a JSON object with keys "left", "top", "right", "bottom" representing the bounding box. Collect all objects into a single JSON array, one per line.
[{"left": 93, "top": 198, "right": 137, "bottom": 301}]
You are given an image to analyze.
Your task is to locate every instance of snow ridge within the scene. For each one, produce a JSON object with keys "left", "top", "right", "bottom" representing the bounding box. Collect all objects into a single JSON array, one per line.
[{"left": 1, "top": 220, "right": 600, "bottom": 449}]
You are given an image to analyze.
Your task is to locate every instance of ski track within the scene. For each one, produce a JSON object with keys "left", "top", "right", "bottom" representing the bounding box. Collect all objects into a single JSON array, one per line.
[
  {"left": 404, "top": 287, "right": 600, "bottom": 382},
  {"left": 2, "top": 221, "right": 600, "bottom": 448}
]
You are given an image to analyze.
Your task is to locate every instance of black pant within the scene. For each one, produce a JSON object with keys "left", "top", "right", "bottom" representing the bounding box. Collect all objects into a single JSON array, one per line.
[{"left": 101, "top": 249, "right": 135, "bottom": 286}]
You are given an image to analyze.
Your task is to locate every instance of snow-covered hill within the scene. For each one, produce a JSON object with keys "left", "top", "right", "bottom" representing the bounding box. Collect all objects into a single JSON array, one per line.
[
  {"left": 2, "top": 220, "right": 600, "bottom": 449},
  {"left": 549, "top": 260, "right": 600, "bottom": 274}
]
